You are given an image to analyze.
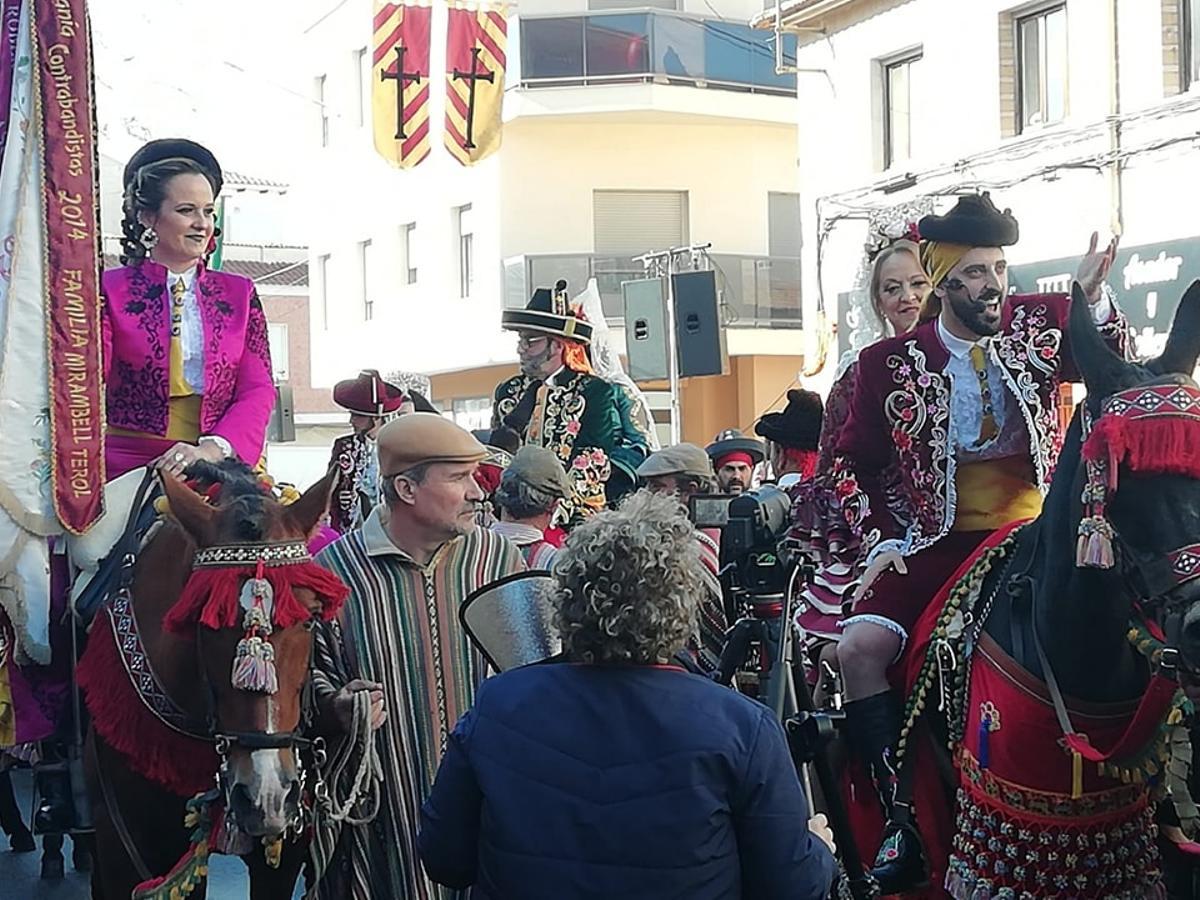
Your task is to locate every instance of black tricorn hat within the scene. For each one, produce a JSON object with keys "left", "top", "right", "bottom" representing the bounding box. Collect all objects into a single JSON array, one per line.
[
  {"left": 755, "top": 389, "right": 824, "bottom": 451},
  {"left": 123, "top": 138, "right": 224, "bottom": 195},
  {"left": 918, "top": 192, "right": 1019, "bottom": 247},
  {"left": 500, "top": 280, "right": 594, "bottom": 345}
]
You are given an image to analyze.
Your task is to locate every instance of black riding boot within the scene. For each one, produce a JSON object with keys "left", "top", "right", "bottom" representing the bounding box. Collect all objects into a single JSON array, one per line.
[
  {"left": 844, "top": 691, "right": 928, "bottom": 894},
  {"left": 0, "top": 769, "right": 34, "bottom": 852}
]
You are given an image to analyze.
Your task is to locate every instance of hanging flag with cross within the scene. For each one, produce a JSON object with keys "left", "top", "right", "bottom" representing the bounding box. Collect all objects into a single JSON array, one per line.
[
  {"left": 372, "top": 0, "right": 433, "bottom": 169},
  {"left": 444, "top": 1, "right": 507, "bottom": 167}
]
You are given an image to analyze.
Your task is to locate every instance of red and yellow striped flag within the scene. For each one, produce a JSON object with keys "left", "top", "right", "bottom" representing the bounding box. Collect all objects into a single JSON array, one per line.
[
  {"left": 444, "top": 2, "right": 507, "bottom": 167},
  {"left": 372, "top": 1, "right": 433, "bottom": 169}
]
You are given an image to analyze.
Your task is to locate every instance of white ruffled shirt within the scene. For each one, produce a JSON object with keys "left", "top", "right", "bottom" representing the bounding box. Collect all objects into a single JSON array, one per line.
[{"left": 166, "top": 265, "right": 205, "bottom": 392}]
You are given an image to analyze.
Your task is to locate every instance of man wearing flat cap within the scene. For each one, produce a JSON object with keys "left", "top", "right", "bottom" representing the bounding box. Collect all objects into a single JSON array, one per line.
[
  {"left": 826, "top": 192, "right": 1129, "bottom": 891},
  {"left": 491, "top": 446, "right": 571, "bottom": 569},
  {"left": 312, "top": 413, "right": 525, "bottom": 899},
  {"left": 705, "top": 429, "right": 764, "bottom": 496},
  {"left": 493, "top": 280, "right": 650, "bottom": 522},
  {"left": 327, "top": 369, "right": 408, "bottom": 534}
]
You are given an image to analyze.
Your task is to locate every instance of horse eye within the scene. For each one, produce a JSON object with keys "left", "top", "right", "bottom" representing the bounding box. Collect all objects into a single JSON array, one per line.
[{"left": 303, "top": 619, "right": 317, "bottom": 632}]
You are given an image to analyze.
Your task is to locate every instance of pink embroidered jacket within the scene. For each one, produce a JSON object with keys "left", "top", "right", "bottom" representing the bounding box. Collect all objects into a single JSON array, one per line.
[
  {"left": 101, "top": 261, "right": 275, "bottom": 464},
  {"left": 830, "top": 293, "right": 1127, "bottom": 562}
]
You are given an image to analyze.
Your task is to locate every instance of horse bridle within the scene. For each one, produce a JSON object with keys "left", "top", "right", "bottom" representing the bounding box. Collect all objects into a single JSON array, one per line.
[{"left": 189, "top": 540, "right": 332, "bottom": 836}]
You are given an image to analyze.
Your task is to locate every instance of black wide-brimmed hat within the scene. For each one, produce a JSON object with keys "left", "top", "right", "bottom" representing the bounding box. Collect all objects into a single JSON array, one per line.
[
  {"left": 755, "top": 389, "right": 824, "bottom": 451},
  {"left": 500, "top": 280, "right": 593, "bottom": 345},
  {"left": 123, "top": 138, "right": 224, "bottom": 194},
  {"left": 918, "top": 192, "right": 1019, "bottom": 247},
  {"left": 705, "top": 429, "right": 765, "bottom": 466}
]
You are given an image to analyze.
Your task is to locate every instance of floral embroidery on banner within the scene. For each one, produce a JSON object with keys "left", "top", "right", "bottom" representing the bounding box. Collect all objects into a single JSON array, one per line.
[{"left": 883, "top": 341, "right": 952, "bottom": 550}]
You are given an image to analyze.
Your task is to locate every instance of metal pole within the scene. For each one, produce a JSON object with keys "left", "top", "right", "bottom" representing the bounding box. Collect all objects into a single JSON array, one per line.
[{"left": 664, "top": 259, "right": 682, "bottom": 446}]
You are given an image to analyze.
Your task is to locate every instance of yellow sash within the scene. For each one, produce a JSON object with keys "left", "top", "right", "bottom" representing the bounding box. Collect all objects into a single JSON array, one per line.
[{"left": 953, "top": 456, "right": 1042, "bottom": 532}]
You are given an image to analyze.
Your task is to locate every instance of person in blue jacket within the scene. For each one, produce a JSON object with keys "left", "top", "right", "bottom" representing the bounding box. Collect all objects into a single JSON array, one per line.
[{"left": 419, "top": 490, "right": 838, "bottom": 899}]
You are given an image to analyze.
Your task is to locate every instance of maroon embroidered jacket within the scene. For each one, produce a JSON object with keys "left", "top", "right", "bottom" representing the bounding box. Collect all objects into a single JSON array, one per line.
[
  {"left": 101, "top": 261, "right": 275, "bottom": 464},
  {"left": 831, "top": 293, "right": 1127, "bottom": 560}
]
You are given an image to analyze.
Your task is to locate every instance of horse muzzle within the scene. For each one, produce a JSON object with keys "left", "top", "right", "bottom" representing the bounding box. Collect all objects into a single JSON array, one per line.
[{"left": 226, "top": 749, "right": 302, "bottom": 838}]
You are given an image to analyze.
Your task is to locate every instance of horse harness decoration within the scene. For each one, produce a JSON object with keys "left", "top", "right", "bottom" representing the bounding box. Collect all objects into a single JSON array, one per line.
[
  {"left": 91, "top": 508, "right": 352, "bottom": 894},
  {"left": 896, "top": 378, "right": 1200, "bottom": 899}
]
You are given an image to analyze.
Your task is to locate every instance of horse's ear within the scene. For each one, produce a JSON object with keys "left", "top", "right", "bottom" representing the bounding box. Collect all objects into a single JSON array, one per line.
[
  {"left": 159, "top": 471, "right": 219, "bottom": 545},
  {"left": 285, "top": 467, "right": 339, "bottom": 539},
  {"left": 1149, "top": 280, "right": 1200, "bottom": 377},
  {"left": 1069, "top": 280, "right": 1138, "bottom": 399}
]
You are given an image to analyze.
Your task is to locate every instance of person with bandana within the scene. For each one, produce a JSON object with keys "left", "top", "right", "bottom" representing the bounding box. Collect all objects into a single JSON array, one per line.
[
  {"left": 491, "top": 281, "right": 650, "bottom": 521},
  {"left": 705, "top": 429, "right": 765, "bottom": 496},
  {"left": 829, "top": 193, "right": 1126, "bottom": 892},
  {"left": 327, "top": 370, "right": 408, "bottom": 535}
]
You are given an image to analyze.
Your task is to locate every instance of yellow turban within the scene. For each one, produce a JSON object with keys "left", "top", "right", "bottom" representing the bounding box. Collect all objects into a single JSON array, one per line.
[{"left": 919, "top": 241, "right": 972, "bottom": 322}]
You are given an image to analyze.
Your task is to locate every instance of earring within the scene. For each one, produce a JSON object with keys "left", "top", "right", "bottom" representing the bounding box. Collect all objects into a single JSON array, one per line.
[{"left": 140, "top": 226, "right": 158, "bottom": 251}]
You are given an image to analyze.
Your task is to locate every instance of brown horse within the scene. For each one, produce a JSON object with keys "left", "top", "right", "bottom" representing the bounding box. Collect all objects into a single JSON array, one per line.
[{"left": 77, "top": 460, "right": 342, "bottom": 900}]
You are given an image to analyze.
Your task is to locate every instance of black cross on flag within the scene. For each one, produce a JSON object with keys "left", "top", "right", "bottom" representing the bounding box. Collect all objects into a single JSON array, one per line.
[{"left": 444, "top": 5, "right": 508, "bottom": 166}]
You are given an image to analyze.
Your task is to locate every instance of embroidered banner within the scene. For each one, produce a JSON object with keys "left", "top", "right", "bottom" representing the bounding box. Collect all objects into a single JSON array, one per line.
[
  {"left": 444, "top": 1, "right": 506, "bottom": 167},
  {"left": 0, "top": 0, "right": 21, "bottom": 154},
  {"left": 372, "top": 0, "right": 432, "bottom": 169},
  {"left": 33, "top": 0, "right": 104, "bottom": 533}
]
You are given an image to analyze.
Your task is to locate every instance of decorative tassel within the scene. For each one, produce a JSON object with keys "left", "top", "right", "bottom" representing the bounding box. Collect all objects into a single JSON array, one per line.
[
  {"left": 231, "top": 576, "right": 278, "bottom": 694},
  {"left": 1076, "top": 516, "right": 1115, "bottom": 569},
  {"left": 263, "top": 835, "right": 283, "bottom": 869},
  {"left": 1072, "top": 750, "right": 1084, "bottom": 799}
]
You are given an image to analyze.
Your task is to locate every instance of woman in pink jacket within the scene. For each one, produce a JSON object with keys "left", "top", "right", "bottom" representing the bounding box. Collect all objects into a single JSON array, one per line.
[{"left": 103, "top": 139, "right": 274, "bottom": 479}]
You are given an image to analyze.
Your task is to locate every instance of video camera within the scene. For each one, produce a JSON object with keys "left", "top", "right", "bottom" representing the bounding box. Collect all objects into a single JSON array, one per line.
[{"left": 689, "top": 485, "right": 794, "bottom": 612}]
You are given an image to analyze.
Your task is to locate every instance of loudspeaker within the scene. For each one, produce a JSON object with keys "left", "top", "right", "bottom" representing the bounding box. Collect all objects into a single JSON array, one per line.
[
  {"left": 622, "top": 278, "right": 670, "bottom": 382},
  {"left": 672, "top": 270, "right": 725, "bottom": 378},
  {"left": 268, "top": 384, "right": 296, "bottom": 443}
]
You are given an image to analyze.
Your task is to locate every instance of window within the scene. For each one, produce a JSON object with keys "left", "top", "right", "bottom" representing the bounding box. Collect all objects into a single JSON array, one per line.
[
  {"left": 882, "top": 51, "right": 921, "bottom": 168},
  {"left": 1016, "top": 4, "right": 1067, "bottom": 131},
  {"left": 317, "top": 253, "right": 330, "bottom": 329},
  {"left": 450, "top": 397, "right": 493, "bottom": 431},
  {"left": 315, "top": 74, "right": 329, "bottom": 146},
  {"left": 354, "top": 47, "right": 369, "bottom": 127},
  {"left": 359, "top": 240, "right": 373, "bottom": 320},
  {"left": 768, "top": 192, "right": 801, "bottom": 258},
  {"left": 1187, "top": 0, "right": 1200, "bottom": 89},
  {"left": 593, "top": 190, "right": 688, "bottom": 255},
  {"left": 457, "top": 205, "right": 474, "bottom": 298},
  {"left": 267, "top": 323, "right": 290, "bottom": 382},
  {"left": 402, "top": 222, "right": 417, "bottom": 284}
]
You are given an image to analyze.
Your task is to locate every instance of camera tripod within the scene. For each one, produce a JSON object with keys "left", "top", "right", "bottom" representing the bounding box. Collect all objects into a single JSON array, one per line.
[{"left": 714, "top": 568, "right": 880, "bottom": 900}]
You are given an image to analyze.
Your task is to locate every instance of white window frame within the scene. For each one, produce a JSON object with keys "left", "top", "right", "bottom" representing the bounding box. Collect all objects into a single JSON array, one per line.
[
  {"left": 1015, "top": 3, "right": 1068, "bottom": 133},
  {"left": 359, "top": 239, "right": 373, "bottom": 320},
  {"left": 457, "top": 205, "right": 474, "bottom": 299},
  {"left": 354, "top": 47, "right": 369, "bottom": 127},
  {"left": 267, "top": 323, "right": 290, "bottom": 382},
  {"left": 402, "top": 222, "right": 417, "bottom": 284},
  {"left": 1185, "top": 0, "right": 1200, "bottom": 91},
  {"left": 317, "top": 253, "right": 330, "bottom": 329},
  {"left": 881, "top": 50, "right": 921, "bottom": 170},
  {"left": 315, "top": 74, "right": 329, "bottom": 146}
]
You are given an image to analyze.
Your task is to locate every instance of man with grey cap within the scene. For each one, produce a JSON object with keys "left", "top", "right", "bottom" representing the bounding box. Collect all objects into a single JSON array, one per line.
[
  {"left": 491, "top": 446, "right": 571, "bottom": 569},
  {"left": 311, "top": 413, "right": 525, "bottom": 900},
  {"left": 637, "top": 444, "right": 728, "bottom": 673}
]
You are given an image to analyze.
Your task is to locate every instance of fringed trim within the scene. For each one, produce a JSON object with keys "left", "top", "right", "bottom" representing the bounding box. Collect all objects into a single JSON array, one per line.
[
  {"left": 76, "top": 615, "right": 217, "bottom": 797},
  {"left": 163, "top": 561, "right": 348, "bottom": 636},
  {"left": 1083, "top": 415, "right": 1200, "bottom": 487}
]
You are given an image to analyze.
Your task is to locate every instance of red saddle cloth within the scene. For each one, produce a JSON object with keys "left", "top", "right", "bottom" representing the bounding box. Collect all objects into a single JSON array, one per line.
[{"left": 943, "top": 633, "right": 1163, "bottom": 899}]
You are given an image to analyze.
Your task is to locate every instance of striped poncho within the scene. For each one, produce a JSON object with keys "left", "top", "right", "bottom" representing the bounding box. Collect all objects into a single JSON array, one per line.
[{"left": 313, "top": 506, "right": 525, "bottom": 900}]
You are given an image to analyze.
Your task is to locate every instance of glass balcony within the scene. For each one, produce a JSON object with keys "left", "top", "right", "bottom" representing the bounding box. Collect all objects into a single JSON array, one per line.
[
  {"left": 503, "top": 253, "right": 802, "bottom": 329},
  {"left": 515, "top": 11, "right": 797, "bottom": 96}
]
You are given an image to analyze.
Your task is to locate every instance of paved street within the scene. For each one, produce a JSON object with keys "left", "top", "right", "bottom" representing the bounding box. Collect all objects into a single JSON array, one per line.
[{"left": 0, "top": 768, "right": 300, "bottom": 899}]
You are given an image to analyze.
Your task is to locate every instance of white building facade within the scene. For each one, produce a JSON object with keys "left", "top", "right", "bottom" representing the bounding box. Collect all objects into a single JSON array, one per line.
[
  {"left": 769, "top": 0, "right": 1200, "bottom": 394},
  {"left": 302, "top": 0, "right": 814, "bottom": 442}
]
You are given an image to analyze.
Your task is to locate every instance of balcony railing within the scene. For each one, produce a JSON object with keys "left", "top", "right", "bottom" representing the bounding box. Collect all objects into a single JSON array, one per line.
[
  {"left": 514, "top": 11, "right": 797, "bottom": 97},
  {"left": 503, "top": 253, "right": 802, "bottom": 330}
]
